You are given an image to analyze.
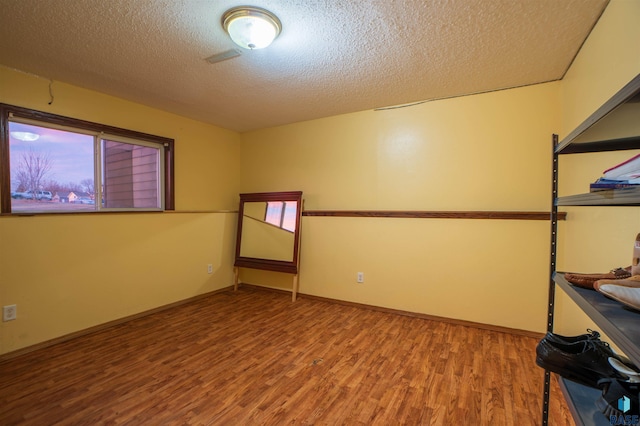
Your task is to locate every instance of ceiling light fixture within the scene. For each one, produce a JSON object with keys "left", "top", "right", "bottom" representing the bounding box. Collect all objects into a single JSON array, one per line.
[
  {"left": 10, "top": 131, "right": 40, "bottom": 141},
  {"left": 222, "top": 6, "right": 281, "bottom": 50}
]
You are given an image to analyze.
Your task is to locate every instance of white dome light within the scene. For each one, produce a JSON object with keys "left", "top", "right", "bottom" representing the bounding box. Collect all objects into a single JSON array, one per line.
[{"left": 222, "top": 6, "right": 281, "bottom": 50}]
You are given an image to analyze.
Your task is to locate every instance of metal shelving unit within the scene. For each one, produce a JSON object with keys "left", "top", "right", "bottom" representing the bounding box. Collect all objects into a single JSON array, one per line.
[
  {"left": 556, "top": 187, "right": 640, "bottom": 206},
  {"left": 542, "top": 73, "right": 640, "bottom": 426}
]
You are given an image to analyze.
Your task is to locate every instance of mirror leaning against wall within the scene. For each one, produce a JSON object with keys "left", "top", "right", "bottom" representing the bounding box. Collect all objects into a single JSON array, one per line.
[{"left": 233, "top": 191, "right": 303, "bottom": 301}]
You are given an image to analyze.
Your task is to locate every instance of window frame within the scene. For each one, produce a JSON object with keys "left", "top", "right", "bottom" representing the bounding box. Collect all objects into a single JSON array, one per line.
[
  {"left": 265, "top": 201, "right": 285, "bottom": 228},
  {"left": 264, "top": 201, "right": 296, "bottom": 232},
  {"left": 0, "top": 103, "right": 175, "bottom": 214}
]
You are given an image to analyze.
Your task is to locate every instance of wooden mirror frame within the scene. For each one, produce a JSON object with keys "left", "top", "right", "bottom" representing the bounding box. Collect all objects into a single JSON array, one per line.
[{"left": 234, "top": 191, "right": 303, "bottom": 275}]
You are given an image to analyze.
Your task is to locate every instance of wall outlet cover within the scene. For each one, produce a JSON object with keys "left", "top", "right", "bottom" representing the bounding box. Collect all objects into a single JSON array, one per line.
[{"left": 3, "top": 304, "right": 17, "bottom": 321}]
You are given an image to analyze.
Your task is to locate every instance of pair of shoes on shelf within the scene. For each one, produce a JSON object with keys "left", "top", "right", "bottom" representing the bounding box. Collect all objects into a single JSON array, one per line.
[
  {"left": 565, "top": 267, "right": 632, "bottom": 289},
  {"left": 536, "top": 330, "right": 635, "bottom": 389},
  {"left": 594, "top": 275, "right": 640, "bottom": 311}
]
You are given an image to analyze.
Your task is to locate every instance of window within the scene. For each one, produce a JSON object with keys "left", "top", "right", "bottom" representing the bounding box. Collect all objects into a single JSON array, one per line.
[
  {"left": 264, "top": 201, "right": 297, "bottom": 232},
  {"left": 0, "top": 104, "right": 174, "bottom": 214}
]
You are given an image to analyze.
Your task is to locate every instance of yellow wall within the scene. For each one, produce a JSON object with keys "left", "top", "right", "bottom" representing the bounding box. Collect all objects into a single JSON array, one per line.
[
  {"left": 0, "top": 66, "right": 241, "bottom": 354},
  {"left": 551, "top": 0, "right": 640, "bottom": 336},
  {"left": 560, "top": 0, "right": 640, "bottom": 140},
  {"left": 239, "top": 82, "right": 560, "bottom": 332}
]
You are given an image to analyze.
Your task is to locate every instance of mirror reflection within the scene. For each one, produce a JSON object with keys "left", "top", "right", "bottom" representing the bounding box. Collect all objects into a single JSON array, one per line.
[{"left": 240, "top": 201, "right": 297, "bottom": 261}]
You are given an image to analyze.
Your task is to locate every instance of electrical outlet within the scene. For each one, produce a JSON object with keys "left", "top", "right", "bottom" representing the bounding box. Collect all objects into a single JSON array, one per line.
[
  {"left": 207, "top": 264, "right": 213, "bottom": 274},
  {"left": 3, "top": 304, "right": 17, "bottom": 321},
  {"left": 357, "top": 272, "right": 364, "bottom": 283}
]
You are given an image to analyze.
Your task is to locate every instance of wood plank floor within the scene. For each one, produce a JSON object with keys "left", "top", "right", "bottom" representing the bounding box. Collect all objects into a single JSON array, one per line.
[{"left": 0, "top": 286, "right": 573, "bottom": 425}]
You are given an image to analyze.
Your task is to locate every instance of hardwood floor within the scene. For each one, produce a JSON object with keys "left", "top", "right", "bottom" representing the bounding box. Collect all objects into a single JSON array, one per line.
[{"left": 0, "top": 286, "right": 573, "bottom": 425}]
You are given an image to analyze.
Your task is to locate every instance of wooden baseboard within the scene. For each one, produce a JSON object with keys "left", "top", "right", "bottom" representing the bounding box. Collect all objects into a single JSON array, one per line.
[
  {"left": 0, "top": 286, "right": 234, "bottom": 363},
  {"left": 239, "top": 283, "right": 544, "bottom": 339}
]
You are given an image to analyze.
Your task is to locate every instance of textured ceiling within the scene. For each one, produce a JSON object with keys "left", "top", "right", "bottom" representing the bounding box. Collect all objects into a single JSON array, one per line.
[{"left": 0, "top": 0, "right": 608, "bottom": 133}]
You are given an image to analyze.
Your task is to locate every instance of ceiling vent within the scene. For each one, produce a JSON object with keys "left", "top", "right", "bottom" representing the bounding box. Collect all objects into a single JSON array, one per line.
[{"left": 205, "top": 48, "right": 242, "bottom": 64}]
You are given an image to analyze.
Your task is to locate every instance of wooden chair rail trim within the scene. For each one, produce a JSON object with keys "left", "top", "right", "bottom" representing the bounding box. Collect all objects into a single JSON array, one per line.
[
  {"left": 302, "top": 210, "right": 567, "bottom": 221},
  {"left": 2, "top": 210, "right": 565, "bottom": 221}
]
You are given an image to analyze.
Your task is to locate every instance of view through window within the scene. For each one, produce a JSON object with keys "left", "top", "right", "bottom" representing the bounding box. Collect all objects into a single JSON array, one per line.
[
  {"left": 9, "top": 122, "right": 96, "bottom": 212},
  {"left": 1, "top": 104, "right": 173, "bottom": 214}
]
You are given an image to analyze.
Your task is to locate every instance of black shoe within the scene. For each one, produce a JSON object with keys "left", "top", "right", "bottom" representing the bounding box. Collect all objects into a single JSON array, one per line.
[
  {"left": 543, "top": 331, "right": 637, "bottom": 372},
  {"left": 595, "top": 378, "right": 639, "bottom": 419},
  {"left": 543, "top": 329, "right": 601, "bottom": 344},
  {"left": 536, "top": 337, "right": 628, "bottom": 388}
]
